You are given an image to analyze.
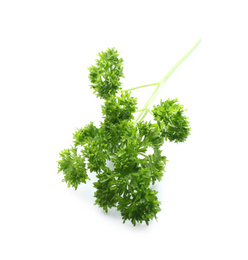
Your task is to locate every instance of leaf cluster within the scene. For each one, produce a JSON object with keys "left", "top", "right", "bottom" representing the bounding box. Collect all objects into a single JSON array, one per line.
[
  {"left": 88, "top": 47, "right": 124, "bottom": 99},
  {"left": 152, "top": 98, "right": 191, "bottom": 143},
  {"left": 57, "top": 48, "right": 191, "bottom": 226}
]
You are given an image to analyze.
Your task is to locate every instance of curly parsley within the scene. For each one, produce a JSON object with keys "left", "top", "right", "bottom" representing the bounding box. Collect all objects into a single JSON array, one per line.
[{"left": 57, "top": 39, "right": 201, "bottom": 226}]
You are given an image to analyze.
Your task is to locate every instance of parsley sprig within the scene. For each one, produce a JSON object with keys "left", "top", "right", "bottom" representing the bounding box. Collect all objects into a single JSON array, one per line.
[{"left": 57, "top": 39, "right": 201, "bottom": 226}]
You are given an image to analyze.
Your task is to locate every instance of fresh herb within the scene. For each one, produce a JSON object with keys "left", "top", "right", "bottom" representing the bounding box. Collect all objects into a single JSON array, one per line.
[{"left": 57, "top": 40, "right": 201, "bottom": 226}]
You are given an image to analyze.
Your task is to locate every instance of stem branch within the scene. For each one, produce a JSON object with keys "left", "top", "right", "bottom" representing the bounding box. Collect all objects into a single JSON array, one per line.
[
  {"left": 121, "top": 82, "right": 159, "bottom": 93},
  {"left": 134, "top": 38, "right": 201, "bottom": 124}
]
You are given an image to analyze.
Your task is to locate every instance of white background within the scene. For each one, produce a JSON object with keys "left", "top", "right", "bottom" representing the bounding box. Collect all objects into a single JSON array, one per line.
[{"left": 0, "top": 0, "right": 248, "bottom": 259}]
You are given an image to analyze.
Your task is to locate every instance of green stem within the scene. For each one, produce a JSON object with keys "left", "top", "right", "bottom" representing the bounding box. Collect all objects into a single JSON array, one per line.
[
  {"left": 135, "top": 108, "right": 152, "bottom": 114},
  {"left": 138, "top": 152, "right": 148, "bottom": 158},
  {"left": 121, "top": 82, "right": 159, "bottom": 92},
  {"left": 136, "top": 109, "right": 147, "bottom": 113},
  {"left": 134, "top": 38, "right": 201, "bottom": 124}
]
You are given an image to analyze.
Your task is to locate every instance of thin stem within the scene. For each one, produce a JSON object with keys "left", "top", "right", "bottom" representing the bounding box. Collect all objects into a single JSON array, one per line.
[
  {"left": 121, "top": 82, "right": 159, "bottom": 93},
  {"left": 138, "top": 108, "right": 153, "bottom": 122},
  {"left": 160, "top": 38, "right": 201, "bottom": 86},
  {"left": 134, "top": 85, "right": 160, "bottom": 124},
  {"left": 134, "top": 38, "right": 201, "bottom": 124},
  {"left": 138, "top": 152, "right": 148, "bottom": 158},
  {"left": 135, "top": 108, "right": 153, "bottom": 114},
  {"left": 135, "top": 109, "right": 147, "bottom": 113},
  {"left": 147, "top": 109, "right": 153, "bottom": 116}
]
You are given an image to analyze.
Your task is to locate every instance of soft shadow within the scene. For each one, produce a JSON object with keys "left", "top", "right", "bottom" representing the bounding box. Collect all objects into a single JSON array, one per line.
[{"left": 99, "top": 207, "right": 156, "bottom": 230}]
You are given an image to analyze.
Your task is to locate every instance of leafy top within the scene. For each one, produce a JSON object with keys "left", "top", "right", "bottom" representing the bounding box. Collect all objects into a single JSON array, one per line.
[{"left": 88, "top": 47, "right": 124, "bottom": 100}]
